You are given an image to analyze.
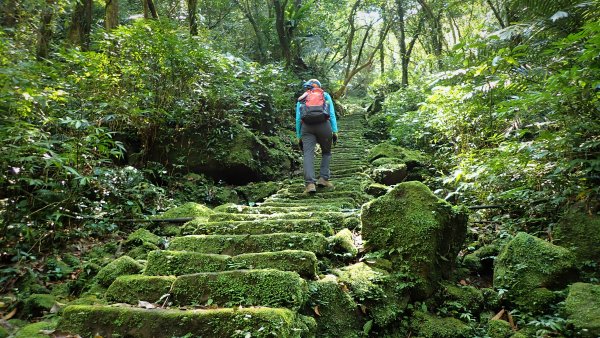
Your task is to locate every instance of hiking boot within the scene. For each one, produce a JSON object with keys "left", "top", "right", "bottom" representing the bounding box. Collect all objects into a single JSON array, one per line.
[
  {"left": 317, "top": 177, "right": 334, "bottom": 188},
  {"left": 304, "top": 183, "right": 317, "bottom": 194}
]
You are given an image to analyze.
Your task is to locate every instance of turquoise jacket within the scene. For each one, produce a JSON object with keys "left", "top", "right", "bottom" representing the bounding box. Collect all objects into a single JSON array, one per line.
[{"left": 295, "top": 91, "right": 338, "bottom": 139}]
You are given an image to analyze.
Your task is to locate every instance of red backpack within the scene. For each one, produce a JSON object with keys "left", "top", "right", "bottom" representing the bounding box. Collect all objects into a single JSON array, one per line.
[{"left": 299, "top": 88, "right": 329, "bottom": 124}]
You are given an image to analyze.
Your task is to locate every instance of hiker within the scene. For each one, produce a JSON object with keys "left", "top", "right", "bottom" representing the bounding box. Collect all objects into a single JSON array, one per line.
[{"left": 296, "top": 79, "right": 338, "bottom": 194}]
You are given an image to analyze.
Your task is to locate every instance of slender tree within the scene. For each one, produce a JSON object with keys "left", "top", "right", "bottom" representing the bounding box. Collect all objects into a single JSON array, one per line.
[
  {"left": 393, "top": 0, "right": 423, "bottom": 86},
  {"left": 234, "top": 0, "right": 269, "bottom": 62},
  {"left": 188, "top": 0, "right": 198, "bottom": 35}
]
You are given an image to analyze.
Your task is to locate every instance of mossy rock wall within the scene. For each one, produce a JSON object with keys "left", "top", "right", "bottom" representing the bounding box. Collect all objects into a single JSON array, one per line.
[
  {"left": 564, "top": 282, "right": 600, "bottom": 337},
  {"left": 361, "top": 181, "right": 468, "bottom": 298},
  {"left": 554, "top": 207, "right": 600, "bottom": 266}
]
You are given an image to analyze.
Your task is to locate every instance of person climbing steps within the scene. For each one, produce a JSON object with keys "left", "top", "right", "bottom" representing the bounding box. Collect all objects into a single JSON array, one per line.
[{"left": 296, "top": 79, "right": 338, "bottom": 194}]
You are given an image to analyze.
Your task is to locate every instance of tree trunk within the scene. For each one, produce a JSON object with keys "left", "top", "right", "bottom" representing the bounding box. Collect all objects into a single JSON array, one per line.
[
  {"left": 188, "top": 0, "right": 198, "bottom": 35},
  {"left": 147, "top": 0, "right": 158, "bottom": 19},
  {"left": 67, "top": 0, "right": 92, "bottom": 49},
  {"left": 417, "top": 0, "right": 443, "bottom": 69},
  {"left": 272, "top": 0, "right": 291, "bottom": 65},
  {"left": 105, "top": 0, "right": 119, "bottom": 31},
  {"left": 486, "top": 0, "right": 506, "bottom": 28},
  {"left": 1, "top": 0, "right": 18, "bottom": 27},
  {"left": 143, "top": 0, "right": 149, "bottom": 18},
  {"left": 36, "top": 0, "right": 54, "bottom": 60}
]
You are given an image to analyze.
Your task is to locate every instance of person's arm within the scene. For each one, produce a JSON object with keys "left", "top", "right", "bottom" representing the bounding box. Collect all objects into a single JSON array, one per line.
[
  {"left": 296, "top": 101, "right": 302, "bottom": 139},
  {"left": 325, "top": 92, "right": 338, "bottom": 133}
]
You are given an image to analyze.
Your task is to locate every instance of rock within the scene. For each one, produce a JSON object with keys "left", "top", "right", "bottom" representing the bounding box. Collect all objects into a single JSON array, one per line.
[
  {"left": 410, "top": 311, "right": 471, "bottom": 338},
  {"left": 365, "top": 183, "right": 390, "bottom": 197},
  {"left": 335, "top": 263, "right": 408, "bottom": 326},
  {"left": 328, "top": 229, "right": 358, "bottom": 259},
  {"left": 14, "top": 321, "right": 56, "bottom": 338},
  {"left": 307, "top": 275, "right": 363, "bottom": 338},
  {"left": 106, "top": 275, "right": 175, "bottom": 305},
  {"left": 95, "top": 256, "right": 144, "bottom": 287},
  {"left": 367, "top": 142, "right": 427, "bottom": 169},
  {"left": 149, "top": 123, "right": 292, "bottom": 184},
  {"left": 361, "top": 181, "right": 468, "bottom": 298},
  {"left": 564, "top": 282, "right": 600, "bottom": 337},
  {"left": 440, "top": 282, "right": 484, "bottom": 313},
  {"left": 554, "top": 207, "right": 600, "bottom": 266},
  {"left": 126, "top": 229, "right": 161, "bottom": 247},
  {"left": 493, "top": 232, "right": 577, "bottom": 313},
  {"left": 23, "top": 294, "right": 55, "bottom": 318},
  {"left": 487, "top": 319, "right": 513, "bottom": 338},
  {"left": 154, "top": 202, "right": 213, "bottom": 220},
  {"left": 236, "top": 181, "right": 281, "bottom": 203},
  {"left": 58, "top": 305, "right": 315, "bottom": 337},
  {"left": 372, "top": 163, "right": 407, "bottom": 185}
]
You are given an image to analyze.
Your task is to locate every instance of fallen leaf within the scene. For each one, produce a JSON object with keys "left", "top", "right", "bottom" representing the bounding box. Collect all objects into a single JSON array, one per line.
[
  {"left": 507, "top": 311, "right": 517, "bottom": 331},
  {"left": 40, "top": 329, "right": 56, "bottom": 335},
  {"left": 459, "top": 279, "right": 468, "bottom": 286},
  {"left": 360, "top": 304, "right": 367, "bottom": 314},
  {"left": 313, "top": 305, "right": 321, "bottom": 316},
  {"left": 2, "top": 308, "right": 16, "bottom": 320}
]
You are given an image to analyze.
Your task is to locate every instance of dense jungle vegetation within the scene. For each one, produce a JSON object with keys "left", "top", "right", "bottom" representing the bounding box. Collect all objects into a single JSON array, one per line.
[{"left": 1, "top": 0, "right": 599, "bottom": 336}]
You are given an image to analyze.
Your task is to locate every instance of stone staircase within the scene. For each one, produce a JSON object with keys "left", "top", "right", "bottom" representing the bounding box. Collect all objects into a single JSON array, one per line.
[{"left": 58, "top": 110, "right": 374, "bottom": 337}]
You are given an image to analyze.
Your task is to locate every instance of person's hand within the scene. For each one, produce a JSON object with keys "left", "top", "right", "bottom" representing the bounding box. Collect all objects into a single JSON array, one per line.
[
  {"left": 332, "top": 132, "right": 338, "bottom": 146},
  {"left": 298, "top": 138, "right": 303, "bottom": 151}
]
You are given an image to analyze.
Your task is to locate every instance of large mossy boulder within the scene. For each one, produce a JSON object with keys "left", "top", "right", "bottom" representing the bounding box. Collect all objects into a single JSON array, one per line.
[
  {"left": 361, "top": 181, "right": 468, "bottom": 298},
  {"left": 154, "top": 202, "right": 213, "bottom": 220},
  {"left": 564, "top": 282, "right": 600, "bottom": 337},
  {"left": 372, "top": 163, "right": 408, "bottom": 185},
  {"left": 149, "top": 123, "right": 292, "bottom": 184},
  {"left": 554, "top": 207, "right": 600, "bottom": 266},
  {"left": 493, "top": 232, "right": 577, "bottom": 313}
]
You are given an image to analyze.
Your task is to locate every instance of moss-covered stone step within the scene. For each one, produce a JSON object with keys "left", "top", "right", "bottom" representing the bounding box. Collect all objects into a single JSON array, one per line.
[
  {"left": 261, "top": 197, "right": 358, "bottom": 208},
  {"left": 169, "top": 233, "right": 329, "bottom": 255},
  {"left": 215, "top": 203, "right": 344, "bottom": 214},
  {"left": 106, "top": 275, "right": 175, "bottom": 304},
  {"left": 209, "top": 211, "right": 347, "bottom": 227},
  {"left": 270, "top": 190, "right": 366, "bottom": 201},
  {"left": 58, "top": 305, "right": 315, "bottom": 338},
  {"left": 144, "top": 250, "right": 318, "bottom": 278},
  {"left": 182, "top": 218, "right": 334, "bottom": 236},
  {"left": 171, "top": 269, "right": 308, "bottom": 309}
]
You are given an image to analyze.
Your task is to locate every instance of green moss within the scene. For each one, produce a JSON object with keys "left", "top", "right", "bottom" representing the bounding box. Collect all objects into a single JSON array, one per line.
[
  {"left": 209, "top": 211, "right": 346, "bottom": 228},
  {"left": 50, "top": 282, "right": 70, "bottom": 297},
  {"left": 232, "top": 250, "right": 318, "bottom": 279},
  {"left": 342, "top": 216, "right": 361, "bottom": 231},
  {"left": 307, "top": 275, "right": 363, "bottom": 338},
  {"left": 94, "top": 255, "right": 144, "bottom": 287},
  {"left": 23, "top": 294, "right": 56, "bottom": 317},
  {"left": 410, "top": 311, "right": 471, "bottom": 338},
  {"left": 171, "top": 269, "right": 307, "bottom": 309},
  {"left": 361, "top": 181, "right": 468, "bottom": 298},
  {"left": 154, "top": 202, "right": 213, "bottom": 220},
  {"left": 328, "top": 229, "right": 358, "bottom": 258},
  {"left": 61, "top": 253, "right": 81, "bottom": 267},
  {"left": 145, "top": 250, "right": 229, "bottom": 276},
  {"left": 441, "top": 282, "right": 484, "bottom": 313},
  {"left": 564, "top": 282, "right": 600, "bottom": 337},
  {"left": 126, "top": 241, "right": 160, "bottom": 260},
  {"left": 371, "top": 157, "right": 404, "bottom": 166},
  {"left": 183, "top": 218, "right": 334, "bottom": 236},
  {"left": 493, "top": 232, "right": 577, "bottom": 313},
  {"left": 14, "top": 321, "right": 56, "bottom": 338},
  {"left": 105, "top": 275, "right": 176, "bottom": 304},
  {"left": 58, "top": 305, "right": 314, "bottom": 337},
  {"left": 0, "top": 325, "right": 7, "bottom": 338},
  {"left": 236, "top": 181, "right": 281, "bottom": 203},
  {"left": 126, "top": 228, "right": 161, "bottom": 246},
  {"left": 487, "top": 319, "right": 513, "bottom": 338},
  {"left": 554, "top": 207, "right": 600, "bottom": 265},
  {"left": 169, "top": 233, "right": 329, "bottom": 256},
  {"left": 367, "top": 142, "right": 428, "bottom": 168},
  {"left": 335, "top": 263, "right": 408, "bottom": 326}
]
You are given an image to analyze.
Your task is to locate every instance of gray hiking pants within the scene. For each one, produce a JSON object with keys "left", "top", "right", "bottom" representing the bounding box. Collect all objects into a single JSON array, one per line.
[{"left": 301, "top": 121, "right": 333, "bottom": 184}]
